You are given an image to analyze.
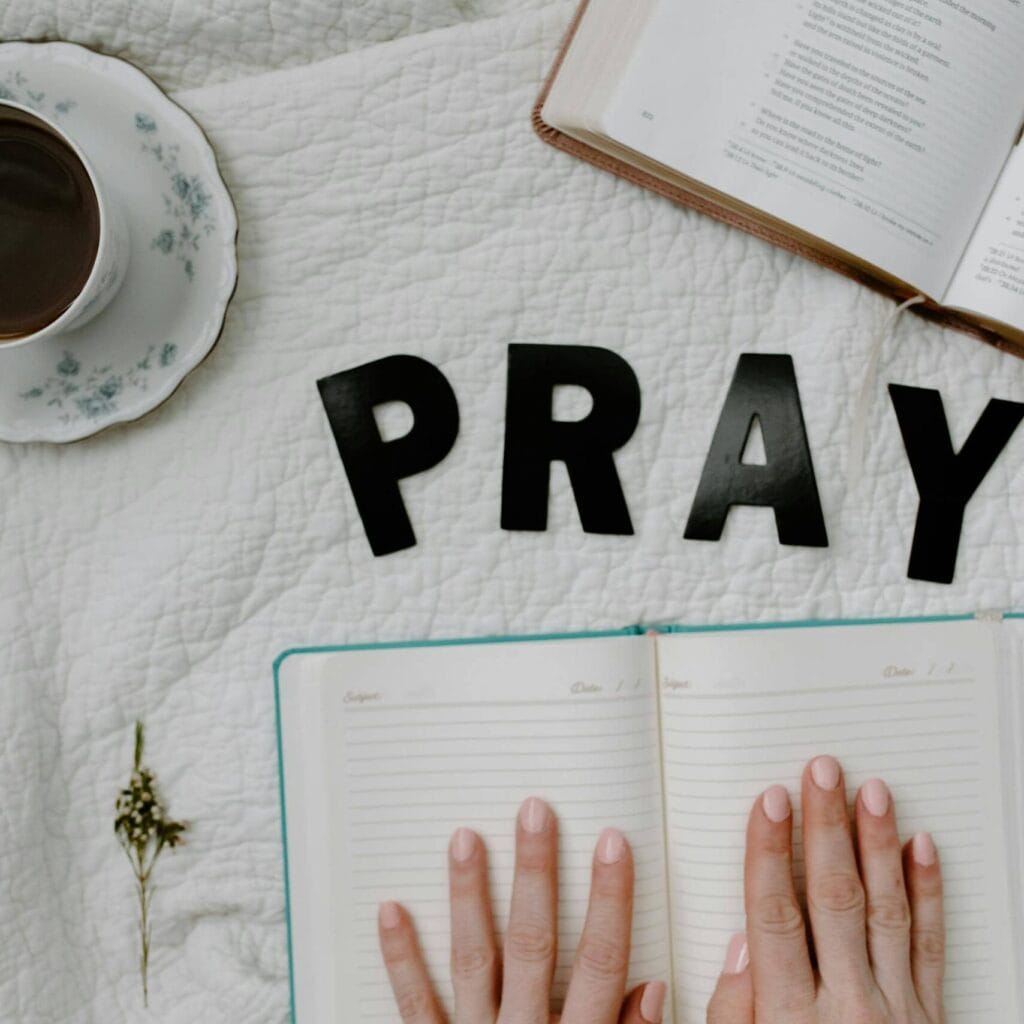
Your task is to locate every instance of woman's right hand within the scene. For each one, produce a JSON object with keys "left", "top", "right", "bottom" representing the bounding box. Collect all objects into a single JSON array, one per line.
[{"left": 707, "top": 755, "right": 945, "bottom": 1024}]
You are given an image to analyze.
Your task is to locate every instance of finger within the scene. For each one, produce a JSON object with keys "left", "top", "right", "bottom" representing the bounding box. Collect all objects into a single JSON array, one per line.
[
  {"left": 619, "top": 980, "right": 667, "bottom": 1024},
  {"left": 379, "top": 901, "right": 447, "bottom": 1024},
  {"left": 449, "top": 827, "right": 499, "bottom": 1023},
  {"left": 561, "top": 828, "right": 634, "bottom": 1024},
  {"left": 501, "top": 796, "right": 558, "bottom": 1023},
  {"left": 744, "top": 785, "right": 816, "bottom": 1018},
  {"left": 802, "top": 755, "right": 872, "bottom": 994},
  {"left": 855, "top": 779, "right": 914, "bottom": 998},
  {"left": 706, "top": 933, "right": 753, "bottom": 1024},
  {"left": 904, "top": 832, "right": 945, "bottom": 1020}
]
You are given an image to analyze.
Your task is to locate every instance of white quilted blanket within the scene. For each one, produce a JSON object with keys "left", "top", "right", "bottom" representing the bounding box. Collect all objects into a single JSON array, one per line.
[{"left": 2, "top": 3, "right": 1024, "bottom": 1021}]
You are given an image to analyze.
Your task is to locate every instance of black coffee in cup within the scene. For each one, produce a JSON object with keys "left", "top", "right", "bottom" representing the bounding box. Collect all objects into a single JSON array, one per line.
[{"left": 0, "top": 105, "right": 100, "bottom": 341}]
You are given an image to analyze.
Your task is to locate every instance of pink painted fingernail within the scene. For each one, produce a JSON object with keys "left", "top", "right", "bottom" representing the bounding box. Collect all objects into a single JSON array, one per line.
[
  {"left": 520, "top": 796, "right": 548, "bottom": 834},
  {"left": 451, "top": 827, "right": 476, "bottom": 863},
  {"left": 811, "top": 755, "right": 841, "bottom": 790},
  {"left": 912, "top": 831, "right": 937, "bottom": 867},
  {"left": 861, "top": 778, "right": 890, "bottom": 817},
  {"left": 723, "top": 932, "right": 750, "bottom": 974},
  {"left": 640, "top": 980, "right": 666, "bottom": 1022},
  {"left": 379, "top": 901, "right": 401, "bottom": 929},
  {"left": 597, "top": 827, "right": 626, "bottom": 864},
  {"left": 762, "top": 785, "right": 791, "bottom": 822}
]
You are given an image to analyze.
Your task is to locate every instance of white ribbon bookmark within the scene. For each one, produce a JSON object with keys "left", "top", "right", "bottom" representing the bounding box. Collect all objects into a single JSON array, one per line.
[{"left": 847, "top": 294, "right": 927, "bottom": 493}]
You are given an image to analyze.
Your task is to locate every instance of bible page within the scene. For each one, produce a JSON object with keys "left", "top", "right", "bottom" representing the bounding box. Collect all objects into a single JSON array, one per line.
[
  {"left": 655, "top": 619, "right": 1019, "bottom": 1024},
  {"left": 276, "top": 634, "right": 671, "bottom": 1022},
  {"left": 944, "top": 140, "right": 1024, "bottom": 333},
  {"left": 601, "top": 0, "right": 1024, "bottom": 297}
]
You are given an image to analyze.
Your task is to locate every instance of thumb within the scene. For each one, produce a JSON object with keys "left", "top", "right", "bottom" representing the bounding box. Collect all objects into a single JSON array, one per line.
[
  {"left": 707, "top": 933, "right": 754, "bottom": 1024},
  {"left": 619, "top": 980, "right": 668, "bottom": 1024}
]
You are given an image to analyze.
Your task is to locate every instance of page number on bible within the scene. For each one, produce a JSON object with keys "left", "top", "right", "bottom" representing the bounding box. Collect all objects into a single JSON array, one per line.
[{"left": 641, "top": 110, "right": 654, "bottom": 121}]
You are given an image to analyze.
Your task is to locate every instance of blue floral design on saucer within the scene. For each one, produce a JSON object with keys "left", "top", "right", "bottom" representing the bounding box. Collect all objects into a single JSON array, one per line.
[
  {"left": 0, "top": 68, "right": 76, "bottom": 119},
  {"left": 137, "top": 113, "right": 216, "bottom": 282},
  {"left": 20, "top": 344, "right": 179, "bottom": 424}
]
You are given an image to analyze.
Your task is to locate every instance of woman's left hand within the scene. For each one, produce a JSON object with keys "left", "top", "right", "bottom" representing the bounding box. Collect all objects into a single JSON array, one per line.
[{"left": 377, "top": 796, "right": 667, "bottom": 1023}]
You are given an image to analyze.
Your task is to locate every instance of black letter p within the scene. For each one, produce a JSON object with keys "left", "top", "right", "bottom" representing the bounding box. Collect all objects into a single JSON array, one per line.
[{"left": 318, "top": 355, "right": 460, "bottom": 556}]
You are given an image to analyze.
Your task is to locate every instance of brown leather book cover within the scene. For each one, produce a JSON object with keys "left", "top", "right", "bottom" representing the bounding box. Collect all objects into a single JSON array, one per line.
[{"left": 532, "top": 0, "right": 1023, "bottom": 359}]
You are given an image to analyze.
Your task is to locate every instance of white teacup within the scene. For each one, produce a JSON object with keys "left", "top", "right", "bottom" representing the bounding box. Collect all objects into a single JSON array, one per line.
[{"left": 0, "top": 99, "right": 130, "bottom": 349}]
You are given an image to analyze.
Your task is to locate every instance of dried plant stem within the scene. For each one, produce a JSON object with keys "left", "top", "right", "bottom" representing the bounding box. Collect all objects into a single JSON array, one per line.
[
  {"left": 120, "top": 840, "right": 156, "bottom": 1005},
  {"left": 115, "top": 722, "right": 187, "bottom": 1010},
  {"left": 135, "top": 857, "right": 152, "bottom": 1006}
]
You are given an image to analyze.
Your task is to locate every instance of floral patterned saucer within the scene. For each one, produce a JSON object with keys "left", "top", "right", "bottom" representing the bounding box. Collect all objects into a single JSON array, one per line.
[{"left": 0, "top": 42, "right": 237, "bottom": 443}]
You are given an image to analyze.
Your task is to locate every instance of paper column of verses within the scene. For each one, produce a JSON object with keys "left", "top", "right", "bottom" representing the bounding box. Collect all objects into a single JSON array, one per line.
[
  {"left": 945, "top": 143, "right": 1024, "bottom": 330},
  {"left": 604, "top": 0, "right": 1024, "bottom": 295},
  {"left": 320, "top": 637, "right": 672, "bottom": 1021},
  {"left": 655, "top": 621, "right": 1019, "bottom": 1024}
]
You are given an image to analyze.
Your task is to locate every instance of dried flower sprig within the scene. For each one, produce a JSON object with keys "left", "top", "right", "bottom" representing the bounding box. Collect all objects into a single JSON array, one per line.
[{"left": 114, "top": 721, "right": 187, "bottom": 1007}]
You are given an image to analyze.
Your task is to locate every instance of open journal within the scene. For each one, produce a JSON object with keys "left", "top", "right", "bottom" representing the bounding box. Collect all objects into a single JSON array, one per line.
[
  {"left": 535, "top": 0, "right": 1024, "bottom": 356},
  {"left": 275, "top": 617, "right": 1024, "bottom": 1023}
]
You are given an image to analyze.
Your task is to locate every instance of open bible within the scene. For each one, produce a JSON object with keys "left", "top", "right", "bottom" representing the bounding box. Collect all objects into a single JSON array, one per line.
[
  {"left": 275, "top": 617, "right": 1024, "bottom": 1022},
  {"left": 535, "top": 0, "right": 1024, "bottom": 356}
]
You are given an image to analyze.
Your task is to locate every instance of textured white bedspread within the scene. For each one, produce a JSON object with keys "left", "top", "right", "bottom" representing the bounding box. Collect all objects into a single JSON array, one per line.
[{"left": 2, "top": 3, "right": 1024, "bottom": 1021}]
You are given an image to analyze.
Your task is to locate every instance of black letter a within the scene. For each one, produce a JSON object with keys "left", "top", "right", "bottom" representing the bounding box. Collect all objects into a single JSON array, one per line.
[{"left": 685, "top": 354, "right": 828, "bottom": 547}]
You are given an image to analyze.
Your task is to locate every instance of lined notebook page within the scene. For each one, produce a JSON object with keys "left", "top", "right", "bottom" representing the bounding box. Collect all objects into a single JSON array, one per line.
[
  {"left": 1000, "top": 616, "right": 1024, "bottom": 993},
  {"left": 277, "top": 635, "right": 671, "bottom": 1022},
  {"left": 655, "top": 620, "right": 1020, "bottom": 1024}
]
